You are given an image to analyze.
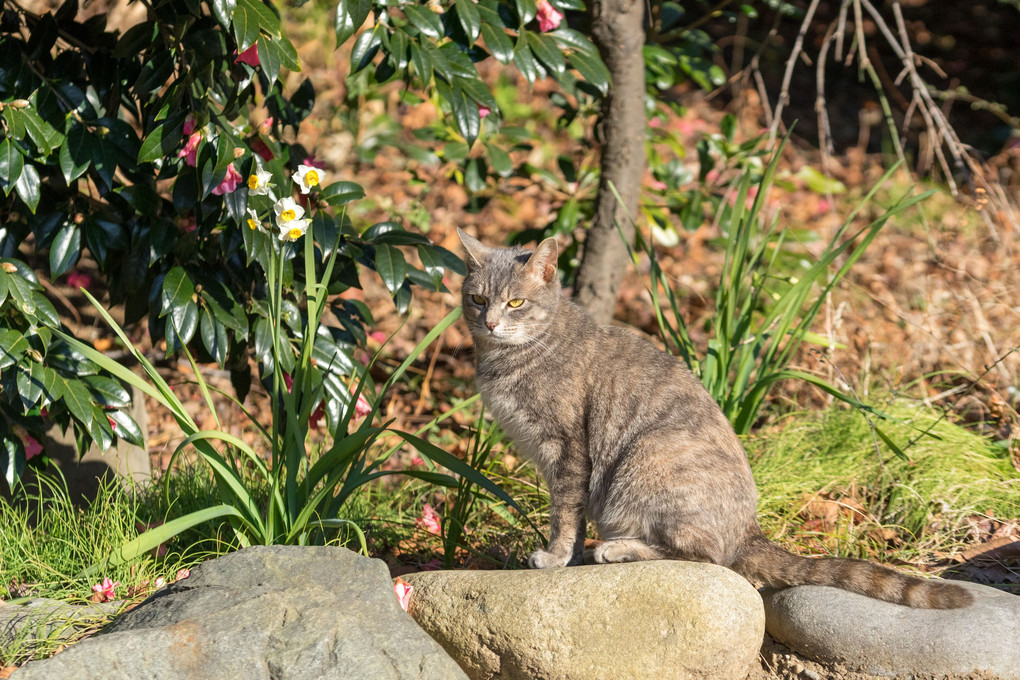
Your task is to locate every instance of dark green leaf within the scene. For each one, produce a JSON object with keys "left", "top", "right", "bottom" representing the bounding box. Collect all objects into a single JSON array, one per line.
[
  {"left": 526, "top": 31, "right": 565, "bottom": 76},
  {"left": 350, "top": 26, "right": 382, "bottom": 73},
  {"left": 416, "top": 245, "right": 446, "bottom": 288},
  {"left": 374, "top": 244, "right": 407, "bottom": 295},
  {"left": 516, "top": 0, "right": 537, "bottom": 24},
  {"left": 455, "top": 0, "right": 481, "bottom": 45},
  {"left": 569, "top": 49, "right": 610, "bottom": 95},
  {"left": 0, "top": 139, "right": 25, "bottom": 193},
  {"left": 107, "top": 408, "right": 144, "bottom": 447},
  {"left": 480, "top": 23, "right": 514, "bottom": 63},
  {"left": 335, "top": 0, "right": 373, "bottom": 47},
  {"left": 448, "top": 84, "right": 480, "bottom": 147},
  {"left": 409, "top": 42, "right": 434, "bottom": 84},
  {"left": 2, "top": 436, "right": 25, "bottom": 491},
  {"left": 0, "top": 329, "right": 29, "bottom": 370},
  {"left": 14, "top": 163, "right": 41, "bottom": 213},
  {"left": 484, "top": 141, "right": 513, "bottom": 176},
  {"left": 49, "top": 222, "right": 81, "bottom": 278},
  {"left": 362, "top": 221, "right": 431, "bottom": 245},
  {"left": 513, "top": 37, "right": 541, "bottom": 86},
  {"left": 137, "top": 112, "right": 186, "bottom": 164},
  {"left": 61, "top": 377, "right": 94, "bottom": 428},
  {"left": 59, "top": 124, "right": 92, "bottom": 184},
  {"left": 404, "top": 5, "right": 444, "bottom": 39},
  {"left": 161, "top": 266, "right": 194, "bottom": 312},
  {"left": 16, "top": 363, "right": 45, "bottom": 411},
  {"left": 199, "top": 308, "right": 229, "bottom": 366},
  {"left": 83, "top": 375, "right": 131, "bottom": 408},
  {"left": 320, "top": 180, "right": 365, "bottom": 206}
]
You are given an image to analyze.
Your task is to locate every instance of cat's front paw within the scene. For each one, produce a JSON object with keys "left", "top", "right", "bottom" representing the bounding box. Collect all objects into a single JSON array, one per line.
[{"left": 528, "top": 549, "right": 572, "bottom": 569}]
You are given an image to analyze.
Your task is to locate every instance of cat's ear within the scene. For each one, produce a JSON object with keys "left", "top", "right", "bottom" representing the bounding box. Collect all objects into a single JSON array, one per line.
[
  {"left": 457, "top": 228, "right": 493, "bottom": 271},
  {"left": 525, "top": 237, "right": 558, "bottom": 285}
]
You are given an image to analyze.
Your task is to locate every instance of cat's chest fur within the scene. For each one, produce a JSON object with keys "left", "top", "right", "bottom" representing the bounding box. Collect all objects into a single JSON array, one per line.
[{"left": 475, "top": 353, "right": 577, "bottom": 481}]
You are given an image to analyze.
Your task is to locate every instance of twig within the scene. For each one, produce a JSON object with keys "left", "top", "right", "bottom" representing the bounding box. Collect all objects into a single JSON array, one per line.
[{"left": 768, "top": 0, "right": 822, "bottom": 146}]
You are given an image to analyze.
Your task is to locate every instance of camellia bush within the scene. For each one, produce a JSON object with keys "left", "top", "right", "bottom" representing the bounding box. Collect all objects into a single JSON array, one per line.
[{"left": 0, "top": 0, "right": 605, "bottom": 490}]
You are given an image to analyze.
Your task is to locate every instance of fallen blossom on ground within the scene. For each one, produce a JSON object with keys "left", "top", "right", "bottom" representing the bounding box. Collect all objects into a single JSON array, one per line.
[
  {"left": 416, "top": 504, "right": 442, "bottom": 536},
  {"left": 91, "top": 577, "right": 119, "bottom": 602},
  {"left": 393, "top": 577, "right": 413, "bottom": 612}
]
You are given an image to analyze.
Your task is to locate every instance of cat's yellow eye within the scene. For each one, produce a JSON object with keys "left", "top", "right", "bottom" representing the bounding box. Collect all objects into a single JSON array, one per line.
[
  {"left": 507, "top": 298, "right": 525, "bottom": 308},
  {"left": 471, "top": 294, "right": 487, "bottom": 306}
]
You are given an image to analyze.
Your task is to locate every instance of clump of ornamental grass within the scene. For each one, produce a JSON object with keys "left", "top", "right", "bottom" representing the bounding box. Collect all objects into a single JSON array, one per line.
[
  {"left": 0, "top": 472, "right": 190, "bottom": 605},
  {"left": 748, "top": 396, "right": 1020, "bottom": 566}
]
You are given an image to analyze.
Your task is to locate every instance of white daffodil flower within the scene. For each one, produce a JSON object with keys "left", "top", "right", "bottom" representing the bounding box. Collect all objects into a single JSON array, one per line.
[
  {"left": 245, "top": 207, "right": 263, "bottom": 232},
  {"left": 247, "top": 164, "right": 273, "bottom": 196},
  {"left": 292, "top": 164, "right": 325, "bottom": 194},
  {"left": 273, "top": 196, "right": 306, "bottom": 226},
  {"left": 277, "top": 218, "right": 310, "bottom": 242}
]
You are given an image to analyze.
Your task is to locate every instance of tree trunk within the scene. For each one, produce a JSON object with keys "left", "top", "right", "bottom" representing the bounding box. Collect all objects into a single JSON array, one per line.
[{"left": 572, "top": 0, "right": 646, "bottom": 324}]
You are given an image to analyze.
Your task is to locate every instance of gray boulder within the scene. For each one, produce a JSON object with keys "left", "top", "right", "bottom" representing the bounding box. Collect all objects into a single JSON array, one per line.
[
  {"left": 402, "top": 560, "right": 765, "bottom": 680},
  {"left": 14, "top": 546, "right": 468, "bottom": 680},
  {"left": 763, "top": 581, "right": 1020, "bottom": 679}
]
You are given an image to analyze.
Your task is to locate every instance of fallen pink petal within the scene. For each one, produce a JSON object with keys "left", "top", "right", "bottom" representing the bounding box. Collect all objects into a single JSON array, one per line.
[
  {"left": 175, "top": 568, "right": 191, "bottom": 581},
  {"left": 393, "top": 577, "right": 413, "bottom": 612},
  {"left": 416, "top": 503, "right": 442, "bottom": 536},
  {"left": 91, "top": 577, "right": 119, "bottom": 602}
]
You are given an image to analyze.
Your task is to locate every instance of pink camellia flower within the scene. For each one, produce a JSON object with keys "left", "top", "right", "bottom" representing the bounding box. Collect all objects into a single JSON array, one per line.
[
  {"left": 183, "top": 115, "right": 197, "bottom": 136},
  {"left": 66, "top": 270, "right": 94, "bottom": 289},
  {"left": 235, "top": 43, "right": 260, "bottom": 66},
  {"left": 283, "top": 373, "right": 294, "bottom": 392},
  {"left": 478, "top": 105, "right": 491, "bottom": 119},
  {"left": 175, "top": 568, "right": 191, "bottom": 581},
  {"left": 178, "top": 132, "right": 202, "bottom": 167},
  {"left": 368, "top": 331, "right": 387, "bottom": 345},
  {"left": 257, "top": 117, "right": 274, "bottom": 135},
  {"left": 181, "top": 213, "right": 198, "bottom": 234},
  {"left": 416, "top": 504, "right": 442, "bottom": 536},
  {"left": 22, "top": 434, "right": 43, "bottom": 460},
  {"left": 211, "top": 163, "right": 242, "bottom": 195},
  {"left": 536, "top": 0, "right": 563, "bottom": 32},
  {"left": 393, "top": 577, "right": 413, "bottom": 612},
  {"left": 91, "top": 577, "right": 119, "bottom": 602},
  {"left": 409, "top": 455, "right": 424, "bottom": 467}
]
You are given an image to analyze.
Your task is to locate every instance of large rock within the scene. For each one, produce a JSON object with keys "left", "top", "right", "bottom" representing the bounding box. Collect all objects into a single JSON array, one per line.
[
  {"left": 14, "top": 546, "right": 468, "bottom": 680},
  {"left": 402, "top": 560, "right": 764, "bottom": 680},
  {"left": 763, "top": 581, "right": 1020, "bottom": 679}
]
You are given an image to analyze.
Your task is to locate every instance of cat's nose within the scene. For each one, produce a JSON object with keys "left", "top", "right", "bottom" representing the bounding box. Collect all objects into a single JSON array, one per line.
[{"left": 485, "top": 320, "right": 497, "bottom": 331}]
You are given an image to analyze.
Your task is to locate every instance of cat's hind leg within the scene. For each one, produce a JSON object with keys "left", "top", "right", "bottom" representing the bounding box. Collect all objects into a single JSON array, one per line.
[{"left": 585, "top": 538, "right": 664, "bottom": 564}]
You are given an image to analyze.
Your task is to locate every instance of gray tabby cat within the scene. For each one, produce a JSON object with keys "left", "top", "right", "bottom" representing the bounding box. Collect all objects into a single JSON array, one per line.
[{"left": 457, "top": 228, "right": 972, "bottom": 609}]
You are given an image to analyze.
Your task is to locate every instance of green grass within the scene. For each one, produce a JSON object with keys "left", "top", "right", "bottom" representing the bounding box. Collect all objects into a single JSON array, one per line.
[{"left": 749, "top": 396, "right": 1020, "bottom": 571}]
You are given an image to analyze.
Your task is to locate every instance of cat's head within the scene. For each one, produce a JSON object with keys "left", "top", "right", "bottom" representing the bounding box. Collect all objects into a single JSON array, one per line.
[{"left": 457, "top": 229, "right": 560, "bottom": 345}]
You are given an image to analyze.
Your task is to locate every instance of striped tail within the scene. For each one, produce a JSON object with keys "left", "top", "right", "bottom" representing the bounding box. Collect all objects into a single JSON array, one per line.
[{"left": 731, "top": 532, "right": 973, "bottom": 609}]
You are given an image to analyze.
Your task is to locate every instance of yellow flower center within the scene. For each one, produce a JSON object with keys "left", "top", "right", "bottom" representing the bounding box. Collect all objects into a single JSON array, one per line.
[
  {"left": 288, "top": 227, "right": 303, "bottom": 240},
  {"left": 247, "top": 218, "right": 258, "bottom": 230},
  {"left": 280, "top": 209, "right": 296, "bottom": 222},
  {"left": 305, "top": 170, "right": 320, "bottom": 187},
  {"left": 248, "top": 175, "right": 259, "bottom": 190}
]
